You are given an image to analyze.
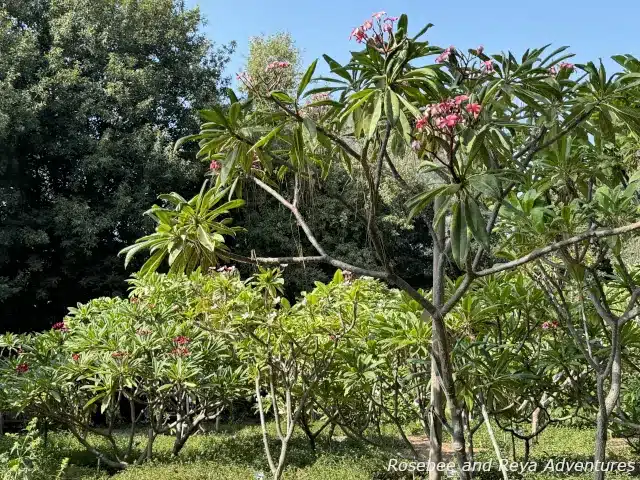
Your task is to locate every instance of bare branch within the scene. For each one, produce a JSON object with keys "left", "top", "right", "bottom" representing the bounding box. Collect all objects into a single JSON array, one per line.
[{"left": 475, "top": 221, "right": 640, "bottom": 277}]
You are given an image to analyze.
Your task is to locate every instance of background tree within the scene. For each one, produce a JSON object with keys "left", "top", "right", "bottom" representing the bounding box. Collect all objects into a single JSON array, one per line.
[{"left": 0, "top": 0, "right": 234, "bottom": 332}]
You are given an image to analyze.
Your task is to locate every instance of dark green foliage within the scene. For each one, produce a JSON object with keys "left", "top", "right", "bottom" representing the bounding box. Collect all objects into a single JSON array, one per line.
[{"left": 0, "top": 0, "right": 234, "bottom": 331}]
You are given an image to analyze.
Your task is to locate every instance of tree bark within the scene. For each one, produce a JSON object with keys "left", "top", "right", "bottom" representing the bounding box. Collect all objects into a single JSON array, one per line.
[
  {"left": 481, "top": 404, "right": 509, "bottom": 480},
  {"left": 429, "top": 197, "right": 445, "bottom": 479}
]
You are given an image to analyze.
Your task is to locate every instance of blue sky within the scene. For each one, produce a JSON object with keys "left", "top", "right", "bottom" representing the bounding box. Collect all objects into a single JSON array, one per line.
[{"left": 186, "top": 0, "right": 639, "bottom": 81}]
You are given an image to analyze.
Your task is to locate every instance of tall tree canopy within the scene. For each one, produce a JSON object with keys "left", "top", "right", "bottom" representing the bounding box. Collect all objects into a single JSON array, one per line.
[{"left": 0, "top": 0, "right": 234, "bottom": 332}]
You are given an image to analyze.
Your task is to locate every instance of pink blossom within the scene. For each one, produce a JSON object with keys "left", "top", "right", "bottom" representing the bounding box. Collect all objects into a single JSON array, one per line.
[
  {"left": 385, "top": 16, "right": 399, "bottom": 22},
  {"left": 411, "top": 140, "right": 422, "bottom": 151},
  {"left": 52, "top": 322, "right": 69, "bottom": 332},
  {"left": 265, "top": 61, "right": 291, "bottom": 72},
  {"left": 209, "top": 160, "right": 221, "bottom": 171},
  {"left": 542, "top": 322, "right": 550, "bottom": 330},
  {"left": 72, "top": 353, "right": 80, "bottom": 362},
  {"left": 476, "top": 45, "right": 484, "bottom": 55},
  {"left": 444, "top": 114, "right": 461, "bottom": 128},
  {"left": 559, "top": 62, "right": 574, "bottom": 71},
  {"left": 436, "top": 48, "right": 452, "bottom": 64},
  {"left": 454, "top": 95, "right": 469, "bottom": 105},
  {"left": 171, "top": 347, "right": 190, "bottom": 357},
  {"left": 173, "top": 335, "right": 190, "bottom": 345},
  {"left": 16, "top": 363, "right": 29, "bottom": 374},
  {"left": 349, "top": 26, "right": 368, "bottom": 43},
  {"left": 217, "top": 265, "right": 236, "bottom": 273},
  {"left": 382, "top": 22, "right": 393, "bottom": 33},
  {"left": 372, "top": 11, "right": 386, "bottom": 19},
  {"left": 483, "top": 60, "right": 495, "bottom": 73},
  {"left": 362, "top": 20, "right": 373, "bottom": 30},
  {"left": 548, "top": 66, "right": 557, "bottom": 75},
  {"left": 415, "top": 116, "right": 429, "bottom": 131},
  {"left": 465, "top": 103, "right": 482, "bottom": 118}
]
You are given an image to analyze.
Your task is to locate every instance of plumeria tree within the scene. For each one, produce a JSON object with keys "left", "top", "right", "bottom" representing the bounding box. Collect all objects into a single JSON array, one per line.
[
  {"left": 161, "top": 10, "right": 640, "bottom": 479},
  {"left": 0, "top": 272, "right": 249, "bottom": 468}
]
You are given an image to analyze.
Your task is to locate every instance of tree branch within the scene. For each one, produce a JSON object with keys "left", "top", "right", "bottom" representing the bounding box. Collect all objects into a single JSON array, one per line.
[{"left": 474, "top": 221, "right": 640, "bottom": 277}]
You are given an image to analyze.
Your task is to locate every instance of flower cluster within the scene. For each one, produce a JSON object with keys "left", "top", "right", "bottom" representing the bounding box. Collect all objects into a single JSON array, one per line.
[
  {"left": 542, "top": 320, "right": 559, "bottom": 330},
  {"left": 217, "top": 265, "right": 236, "bottom": 274},
  {"left": 209, "top": 160, "right": 221, "bottom": 171},
  {"left": 72, "top": 353, "right": 80, "bottom": 362},
  {"left": 173, "top": 335, "right": 190, "bottom": 345},
  {"left": 52, "top": 321, "right": 69, "bottom": 332},
  {"left": 16, "top": 363, "right": 29, "bottom": 374},
  {"left": 265, "top": 61, "right": 291, "bottom": 72},
  {"left": 436, "top": 46, "right": 455, "bottom": 63},
  {"left": 483, "top": 60, "right": 495, "bottom": 73},
  {"left": 550, "top": 62, "right": 575, "bottom": 75},
  {"left": 349, "top": 11, "right": 398, "bottom": 46},
  {"left": 415, "top": 96, "right": 483, "bottom": 133},
  {"left": 171, "top": 347, "right": 190, "bottom": 357}
]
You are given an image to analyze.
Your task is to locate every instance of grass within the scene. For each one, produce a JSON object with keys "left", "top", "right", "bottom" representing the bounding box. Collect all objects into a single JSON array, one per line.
[{"left": 1, "top": 421, "right": 637, "bottom": 479}]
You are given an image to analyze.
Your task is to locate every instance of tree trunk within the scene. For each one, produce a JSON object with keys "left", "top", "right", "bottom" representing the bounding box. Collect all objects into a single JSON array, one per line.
[
  {"left": 462, "top": 409, "right": 474, "bottom": 463},
  {"left": 430, "top": 197, "right": 445, "bottom": 480},
  {"left": 481, "top": 404, "right": 509, "bottom": 480},
  {"left": 594, "top": 378, "right": 608, "bottom": 480}
]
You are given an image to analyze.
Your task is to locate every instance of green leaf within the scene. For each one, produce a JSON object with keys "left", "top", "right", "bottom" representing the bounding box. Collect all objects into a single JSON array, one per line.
[
  {"left": 303, "top": 118, "right": 317, "bottom": 142},
  {"left": 297, "top": 59, "right": 318, "bottom": 99},
  {"left": 248, "top": 126, "right": 282, "bottom": 154},
  {"left": 340, "top": 90, "right": 375, "bottom": 120},
  {"left": 139, "top": 250, "right": 166, "bottom": 276},
  {"left": 228, "top": 102, "right": 241, "bottom": 126},
  {"left": 200, "top": 107, "right": 228, "bottom": 127},
  {"left": 406, "top": 183, "right": 460, "bottom": 219},
  {"left": 197, "top": 225, "right": 216, "bottom": 252},
  {"left": 412, "top": 22, "right": 434, "bottom": 41},
  {"left": 464, "top": 197, "right": 490, "bottom": 249},
  {"left": 323, "top": 54, "right": 352, "bottom": 82},
  {"left": 270, "top": 91, "right": 295, "bottom": 104},
  {"left": 451, "top": 200, "right": 468, "bottom": 268},
  {"left": 220, "top": 148, "right": 238, "bottom": 185},
  {"left": 384, "top": 89, "right": 401, "bottom": 126},
  {"left": 368, "top": 94, "right": 382, "bottom": 139}
]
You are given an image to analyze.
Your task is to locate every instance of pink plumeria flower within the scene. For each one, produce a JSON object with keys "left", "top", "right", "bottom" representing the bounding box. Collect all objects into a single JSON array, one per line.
[
  {"left": 382, "top": 22, "right": 393, "bottom": 33},
  {"left": 444, "top": 114, "right": 461, "bottom": 128},
  {"left": 454, "top": 95, "right": 469, "bottom": 105},
  {"left": 362, "top": 20, "right": 373, "bottom": 30},
  {"left": 349, "top": 26, "right": 368, "bottom": 43},
  {"left": 559, "top": 62, "right": 574, "bottom": 71},
  {"left": 372, "top": 11, "right": 386, "bottom": 19},
  {"left": 415, "top": 116, "right": 429, "bottom": 131},
  {"left": 385, "top": 16, "right": 399, "bottom": 22},
  {"left": 436, "top": 51, "right": 450, "bottom": 63},
  {"left": 548, "top": 66, "right": 557, "bottom": 75},
  {"left": 466, "top": 103, "right": 482, "bottom": 118},
  {"left": 483, "top": 60, "right": 495, "bottom": 73},
  {"left": 476, "top": 45, "right": 484, "bottom": 55}
]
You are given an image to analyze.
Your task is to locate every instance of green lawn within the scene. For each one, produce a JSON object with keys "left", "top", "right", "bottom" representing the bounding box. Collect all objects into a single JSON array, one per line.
[{"left": 1, "top": 422, "right": 636, "bottom": 479}]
